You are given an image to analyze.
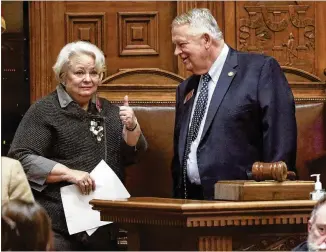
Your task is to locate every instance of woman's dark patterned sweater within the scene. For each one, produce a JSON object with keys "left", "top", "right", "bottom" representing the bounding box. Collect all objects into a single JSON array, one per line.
[{"left": 8, "top": 89, "right": 146, "bottom": 235}]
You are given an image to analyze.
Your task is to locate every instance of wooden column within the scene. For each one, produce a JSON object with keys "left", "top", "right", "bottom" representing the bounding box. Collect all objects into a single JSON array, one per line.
[
  {"left": 29, "top": 2, "right": 66, "bottom": 103},
  {"left": 316, "top": 1, "right": 326, "bottom": 81},
  {"left": 29, "top": 2, "right": 51, "bottom": 102},
  {"left": 223, "top": 1, "right": 236, "bottom": 49}
]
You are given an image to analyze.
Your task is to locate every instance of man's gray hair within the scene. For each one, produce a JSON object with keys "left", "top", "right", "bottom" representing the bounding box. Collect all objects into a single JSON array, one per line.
[
  {"left": 52, "top": 41, "right": 106, "bottom": 82},
  {"left": 172, "top": 8, "right": 223, "bottom": 40}
]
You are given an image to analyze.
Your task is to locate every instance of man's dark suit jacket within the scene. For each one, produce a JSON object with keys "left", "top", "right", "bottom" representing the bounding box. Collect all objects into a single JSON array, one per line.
[{"left": 172, "top": 47, "right": 297, "bottom": 199}]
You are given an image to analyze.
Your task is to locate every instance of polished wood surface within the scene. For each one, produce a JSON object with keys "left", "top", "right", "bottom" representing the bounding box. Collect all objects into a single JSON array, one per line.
[
  {"left": 90, "top": 197, "right": 315, "bottom": 250},
  {"left": 215, "top": 180, "right": 314, "bottom": 201}
]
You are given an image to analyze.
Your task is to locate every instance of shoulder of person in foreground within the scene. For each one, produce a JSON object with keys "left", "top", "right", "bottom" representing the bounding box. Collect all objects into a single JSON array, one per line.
[{"left": 1, "top": 157, "right": 35, "bottom": 205}]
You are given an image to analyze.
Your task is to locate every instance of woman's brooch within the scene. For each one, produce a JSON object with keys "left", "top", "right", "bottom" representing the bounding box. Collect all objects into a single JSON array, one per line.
[{"left": 90, "top": 120, "right": 104, "bottom": 142}]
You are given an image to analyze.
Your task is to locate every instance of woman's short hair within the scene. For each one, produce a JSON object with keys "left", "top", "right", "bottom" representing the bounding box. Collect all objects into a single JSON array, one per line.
[
  {"left": 172, "top": 8, "right": 223, "bottom": 40},
  {"left": 53, "top": 41, "right": 106, "bottom": 82},
  {"left": 1, "top": 200, "right": 53, "bottom": 251}
]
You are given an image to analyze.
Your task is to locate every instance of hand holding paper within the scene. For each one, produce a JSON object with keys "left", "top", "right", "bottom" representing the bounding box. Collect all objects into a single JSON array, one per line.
[{"left": 60, "top": 160, "right": 130, "bottom": 235}]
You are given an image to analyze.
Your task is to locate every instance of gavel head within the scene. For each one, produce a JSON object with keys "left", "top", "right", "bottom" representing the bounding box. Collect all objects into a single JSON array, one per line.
[{"left": 252, "top": 161, "right": 288, "bottom": 182}]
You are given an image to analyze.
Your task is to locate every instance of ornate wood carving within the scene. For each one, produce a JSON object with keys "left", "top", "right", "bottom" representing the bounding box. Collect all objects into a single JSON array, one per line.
[
  {"left": 238, "top": 2, "right": 316, "bottom": 75},
  {"left": 233, "top": 233, "right": 307, "bottom": 251},
  {"left": 65, "top": 12, "right": 106, "bottom": 55},
  {"left": 118, "top": 12, "right": 159, "bottom": 56}
]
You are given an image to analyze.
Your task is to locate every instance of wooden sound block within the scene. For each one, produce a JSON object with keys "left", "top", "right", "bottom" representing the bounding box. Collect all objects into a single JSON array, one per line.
[{"left": 214, "top": 180, "right": 315, "bottom": 201}]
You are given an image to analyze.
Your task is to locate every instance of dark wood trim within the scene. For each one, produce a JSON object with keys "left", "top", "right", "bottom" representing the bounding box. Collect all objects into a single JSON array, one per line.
[
  {"left": 29, "top": 1, "right": 51, "bottom": 102},
  {"left": 102, "top": 68, "right": 184, "bottom": 84}
]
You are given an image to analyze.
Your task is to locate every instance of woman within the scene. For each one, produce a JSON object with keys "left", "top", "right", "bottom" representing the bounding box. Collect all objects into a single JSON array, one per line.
[
  {"left": 2, "top": 200, "right": 53, "bottom": 251},
  {"left": 8, "top": 41, "right": 147, "bottom": 250}
]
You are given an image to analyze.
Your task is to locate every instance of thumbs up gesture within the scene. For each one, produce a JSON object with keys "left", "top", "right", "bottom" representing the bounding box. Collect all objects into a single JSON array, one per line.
[{"left": 119, "top": 95, "right": 137, "bottom": 130}]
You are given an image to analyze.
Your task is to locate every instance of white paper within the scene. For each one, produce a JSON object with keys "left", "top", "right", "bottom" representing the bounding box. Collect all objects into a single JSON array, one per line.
[
  {"left": 85, "top": 227, "right": 98, "bottom": 236},
  {"left": 60, "top": 160, "right": 130, "bottom": 235}
]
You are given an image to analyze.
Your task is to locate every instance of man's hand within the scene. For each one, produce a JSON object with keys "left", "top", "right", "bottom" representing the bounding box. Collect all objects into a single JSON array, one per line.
[{"left": 119, "top": 95, "right": 137, "bottom": 129}]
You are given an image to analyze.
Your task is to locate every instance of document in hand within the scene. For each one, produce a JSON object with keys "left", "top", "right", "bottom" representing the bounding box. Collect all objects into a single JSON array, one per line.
[{"left": 60, "top": 160, "right": 130, "bottom": 235}]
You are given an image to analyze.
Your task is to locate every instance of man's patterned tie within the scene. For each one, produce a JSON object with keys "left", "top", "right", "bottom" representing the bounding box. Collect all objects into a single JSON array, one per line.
[{"left": 182, "top": 73, "right": 211, "bottom": 198}]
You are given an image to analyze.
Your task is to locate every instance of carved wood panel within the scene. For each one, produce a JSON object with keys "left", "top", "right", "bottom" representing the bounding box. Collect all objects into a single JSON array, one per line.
[
  {"left": 28, "top": 1, "right": 326, "bottom": 104},
  {"left": 233, "top": 233, "right": 307, "bottom": 251},
  {"left": 237, "top": 2, "right": 316, "bottom": 75},
  {"left": 65, "top": 12, "right": 106, "bottom": 56},
  {"left": 118, "top": 12, "right": 159, "bottom": 56}
]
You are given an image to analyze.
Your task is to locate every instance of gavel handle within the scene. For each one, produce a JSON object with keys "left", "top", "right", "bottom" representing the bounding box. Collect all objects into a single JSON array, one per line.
[{"left": 287, "top": 171, "right": 296, "bottom": 181}]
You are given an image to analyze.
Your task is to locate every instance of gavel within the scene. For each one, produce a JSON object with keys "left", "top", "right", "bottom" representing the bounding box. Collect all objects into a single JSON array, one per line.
[{"left": 247, "top": 161, "right": 297, "bottom": 182}]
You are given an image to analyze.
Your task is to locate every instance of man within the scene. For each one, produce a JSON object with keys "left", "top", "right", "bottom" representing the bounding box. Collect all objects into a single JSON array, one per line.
[
  {"left": 171, "top": 8, "right": 297, "bottom": 200},
  {"left": 293, "top": 196, "right": 326, "bottom": 251}
]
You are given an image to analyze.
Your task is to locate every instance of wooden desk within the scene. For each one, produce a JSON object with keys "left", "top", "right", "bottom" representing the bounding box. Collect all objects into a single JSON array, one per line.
[{"left": 90, "top": 197, "right": 315, "bottom": 251}]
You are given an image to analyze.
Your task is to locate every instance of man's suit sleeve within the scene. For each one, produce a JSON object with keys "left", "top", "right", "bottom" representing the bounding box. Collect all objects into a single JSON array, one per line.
[{"left": 258, "top": 57, "right": 297, "bottom": 172}]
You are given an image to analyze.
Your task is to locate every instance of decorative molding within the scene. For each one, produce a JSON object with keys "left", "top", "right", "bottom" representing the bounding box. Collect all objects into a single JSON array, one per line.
[
  {"left": 97, "top": 98, "right": 326, "bottom": 105},
  {"left": 65, "top": 12, "right": 106, "bottom": 54},
  {"left": 94, "top": 211, "right": 310, "bottom": 228},
  {"left": 187, "top": 214, "right": 308, "bottom": 227},
  {"left": 110, "top": 100, "right": 175, "bottom": 107},
  {"left": 100, "top": 215, "right": 185, "bottom": 226},
  {"left": 102, "top": 68, "right": 184, "bottom": 84},
  {"left": 118, "top": 12, "right": 159, "bottom": 56},
  {"left": 99, "top": 214, "right": 309, "bottom": 227},
  {"left": 295, "top": 98, "right": 326, "bottom": 102},
  {"left": 99, "top": 68, "right": 183, "bottom": 104},
  {"left": 99, "top": 84, "right": 176, "bottom": 90}
]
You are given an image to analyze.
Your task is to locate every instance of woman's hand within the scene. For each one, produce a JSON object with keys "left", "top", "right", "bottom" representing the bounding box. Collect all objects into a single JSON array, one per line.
[
  {"left": 68, "top": 170, "right": 95, "bottom": 195},
  {"left": 46, "top": 164, "right": 95, "bottom": 195},
  {"left": 119, "top": 95, "right": 137, "bottom": 130}
]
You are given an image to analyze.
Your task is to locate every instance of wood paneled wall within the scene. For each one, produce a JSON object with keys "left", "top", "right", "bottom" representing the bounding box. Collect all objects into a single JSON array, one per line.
[{"left": 29, "top": 1, "right": 326, "bottom": 105}]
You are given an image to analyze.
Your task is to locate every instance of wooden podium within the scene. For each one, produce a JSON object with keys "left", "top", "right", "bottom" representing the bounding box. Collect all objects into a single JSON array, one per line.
[{"left": 90, "top": 197, "right": 315, "bottom": 251}]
